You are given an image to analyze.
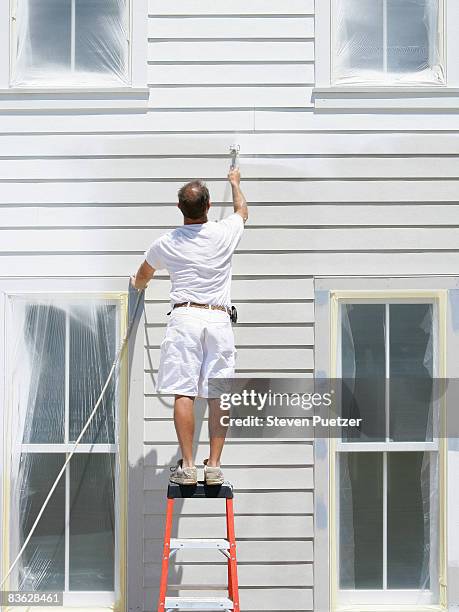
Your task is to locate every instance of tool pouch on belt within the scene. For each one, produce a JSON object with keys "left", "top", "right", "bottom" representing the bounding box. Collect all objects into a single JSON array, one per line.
[{"left": 230, "top": 305, "right": 238, "bottom": 324}]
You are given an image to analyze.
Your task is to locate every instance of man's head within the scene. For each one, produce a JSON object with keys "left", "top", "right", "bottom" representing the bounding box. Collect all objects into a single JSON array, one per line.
[{"left": 177, "top": 180, "right": 210, "bottom": 220}]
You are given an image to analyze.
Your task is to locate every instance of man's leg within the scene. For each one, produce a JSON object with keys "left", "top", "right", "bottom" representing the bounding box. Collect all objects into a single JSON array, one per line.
[
  {"left": 174, "top": 394, "right": 195, "bottom": 467},
  {"left": 207, "top": 397, "right": 228, "bottom": 467}
]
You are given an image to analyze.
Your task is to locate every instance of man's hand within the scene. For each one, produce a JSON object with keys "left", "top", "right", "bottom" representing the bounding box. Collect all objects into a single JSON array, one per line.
[
  {"left": 228, "top": 167, "right": 248, "bottom": 223},
  {"left": 131, "top": 260, "right": 155, "bottom": 290},
  {"left": 130, "top": 275, "right": 144, "bottom": 291},
  {"left": 228, "top": 167, "right": 240, "bottom": 187}
]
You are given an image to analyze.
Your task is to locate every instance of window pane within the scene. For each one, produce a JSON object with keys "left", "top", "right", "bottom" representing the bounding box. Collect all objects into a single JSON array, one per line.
[
  {"left": 340, "top": 452, "right": 383, "bottom": 588},
  {"left": 389, "top": 304, "right": 433, "bottom": 441},
  {"left": 387, "top": 0, "right": 435, "bottom": 74},
  {"left": 334, "top": 0, "right": 384, "bottom": 77},
  {"left": 388, "top": 452, "right": 432, "bottom": 588},
  {"left": 333, "top": 0, "right": 443, "bottom": 84},
  {"left": 14, "top": 0, "right": 128, "bottom": 85},
  {"left": 69, "top": 454, "right": 116, "bottom": 590},
  {"left": 341, "top": 304, "right": 386, "bottom": 441},
  {"left": 75, "top": 0, "right": 127, "bottom": 78},
  {"left": 69, "top": 305, "right": 117, "bottom": 444},
  {"left": 15, "top": 0, "right": 71, "bottom": 81},
  {"left": 23, "top": 304, "right": 66, "bottom": 443},
  {"left": 17, "top": 454, "right": 66, "bottom": 591}
]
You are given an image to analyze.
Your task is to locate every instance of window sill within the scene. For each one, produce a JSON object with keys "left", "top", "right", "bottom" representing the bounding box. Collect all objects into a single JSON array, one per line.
[
  {"left": 312, "top": 86, "right": 459, "bottom": 111},
  {"left": 0, "top": 87, "right": 150, "bottom": 112}
]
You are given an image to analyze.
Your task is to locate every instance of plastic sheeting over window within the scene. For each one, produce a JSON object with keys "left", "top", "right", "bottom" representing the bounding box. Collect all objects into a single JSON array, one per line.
[
  {"left": 5, "top": 298, "right": 120, "bottom": 595},
  {"left": 12, "top": 0, "right": 129, "bottom": 87},
  {"left": 333, "top": 0, "right": 445, "bottom": 85},
  {"left": 339, "top": 451, "right": 437, "bottom": 594},
  {"left": 341, "top": 303, "right": 436, "bottom": 442},
  {"left": 338, "top": 302, "right": 440, "bottom": 604}
]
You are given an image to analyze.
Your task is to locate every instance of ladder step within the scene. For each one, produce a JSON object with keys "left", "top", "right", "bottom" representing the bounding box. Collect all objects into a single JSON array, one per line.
[
  {"left": 170, "top": 538, "right": 230, "bottom": 550},
  {"left": 167, "top": 482, "right": 233, "bottom": 499},
  {"left": 165, "top": 596, "right": 234, "bottom": 610}
]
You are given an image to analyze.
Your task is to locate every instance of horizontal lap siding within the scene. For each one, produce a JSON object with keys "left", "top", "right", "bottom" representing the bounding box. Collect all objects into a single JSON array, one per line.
[
  {"left": 143, "top": 444, "right": 314, "bottom": 465},
  {"left": 6, "top": 133, "right": 459, "bottom": 154},
  {"left": 5, "top": 204, "right": 459, "bottom": 227},
  {"left": 149, "top": 41, "right": 315, "bottom": 62},
  {"left": 148, "top": 18, "right": 314, "bottom": 39},
  {"left": 148, "top": 64, "right": 315, "bottom": 85},
  {"left": 7, "top": 253, "right": 459, "bottom": 277},
  {"left": 145, "top": 11, "right": 315, "bottom": 604},
  {"left": 148, "top": 1, "right": 315, "bottom": 16},
  {"left": 7, "top": 227, "right": 459, "bottom": 251},
  {"left": 5, "top": 156, "right": 459, "bottom": 179},
  {"left": 3, "top": 179, "right": 459, "bottom": 204},
  {"left": 1, "top": 3, "right": 456, "bottom": 611},
  {"left": 4, "top": 111, "right": 459, "bottom": 132}
]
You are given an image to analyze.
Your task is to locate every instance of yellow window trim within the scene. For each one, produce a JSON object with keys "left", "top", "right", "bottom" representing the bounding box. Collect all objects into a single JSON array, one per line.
[
  {"left": 1, "top": 292, "right": 128, "bottom": 612},
  {"left": 329, "top": 290, "right": 448, "bottom": 612}
]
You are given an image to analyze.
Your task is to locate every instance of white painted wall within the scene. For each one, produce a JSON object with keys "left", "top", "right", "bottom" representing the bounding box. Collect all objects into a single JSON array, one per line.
[{"left": 1, "top": 1, "right": 458, "bottom": 609}]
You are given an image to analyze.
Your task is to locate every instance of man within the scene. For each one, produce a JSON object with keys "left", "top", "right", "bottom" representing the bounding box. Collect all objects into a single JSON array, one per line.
[{"left": 131, "top": 167, "right": 248, "bottom": 485}]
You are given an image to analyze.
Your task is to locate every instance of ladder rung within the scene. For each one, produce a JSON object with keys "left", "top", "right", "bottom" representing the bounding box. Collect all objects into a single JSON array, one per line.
[
  {"left": 170, "top": 538, "right": 230, "bottom": 550},
  {"left": 165, "top": 596, "right": 234, "bottom": 610}
]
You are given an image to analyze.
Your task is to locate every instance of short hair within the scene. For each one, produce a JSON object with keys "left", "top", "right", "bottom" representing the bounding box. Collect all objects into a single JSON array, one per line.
[{"left": 177, "top": 180, "right": 210, "bottom": 219}]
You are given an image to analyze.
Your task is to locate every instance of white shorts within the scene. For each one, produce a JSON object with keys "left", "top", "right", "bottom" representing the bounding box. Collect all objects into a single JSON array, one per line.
[{"left": 156, "top": 305, "right": 237, "bottom": 399}]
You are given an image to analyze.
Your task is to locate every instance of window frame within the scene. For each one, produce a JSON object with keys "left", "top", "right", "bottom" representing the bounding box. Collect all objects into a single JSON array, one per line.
[
  {"left": 0, "top": 288, "right": 131, "bottom": 611},
  {"left": 330, "top": 0, "right": 446, "bottom": 87},
  {"left": 334, "top": 298, "right": 440, "bottom": 607},
  {"left": 0, "top": 0, "right": 148, "bottom": 111},
  {"left": 10, "top": 0, "right": 132, "bottom": 88},
  {"left": 313, "top": 279, "right": 449, "bottom": 612},
  {"left": 313, "top": 0, "right": 459, "bottom": 111}
]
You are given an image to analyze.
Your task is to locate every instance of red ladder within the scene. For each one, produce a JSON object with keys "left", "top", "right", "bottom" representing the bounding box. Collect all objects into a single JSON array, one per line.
[{"left": 157, "top": 481, "right": 240, "bottom": 612}]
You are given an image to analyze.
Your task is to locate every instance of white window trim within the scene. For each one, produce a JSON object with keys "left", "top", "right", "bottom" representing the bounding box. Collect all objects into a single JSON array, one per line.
[
  {"left": 0, "top": 279, "right": 145, "bottom": 612},
  {"left": 313, "top": 0, "right": 459, "bottom": 111},
  {"left": 0, "top": 0, "right": 149, "bottom": 111},
  {"left": 313, "top": 277, "right": 453, "bottom": 612}
]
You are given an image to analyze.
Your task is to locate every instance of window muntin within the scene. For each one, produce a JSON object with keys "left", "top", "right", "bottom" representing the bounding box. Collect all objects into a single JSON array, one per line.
[
  {"left": 332, "top": 0, "right": 445, "bottom": 86},
  {"left": 6, "top": 297, "right": 122, "bottom": 602},
  {"left": 11, "top": 0, "right": 129, "bottom": 87},
  {"left": 336, "top": 300, "right": 439, "bottom": 606}
]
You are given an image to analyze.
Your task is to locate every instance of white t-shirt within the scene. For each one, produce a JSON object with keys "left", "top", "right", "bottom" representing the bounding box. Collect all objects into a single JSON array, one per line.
[{"left": 144, "top": 213, "right": 245, "bottom": 306}]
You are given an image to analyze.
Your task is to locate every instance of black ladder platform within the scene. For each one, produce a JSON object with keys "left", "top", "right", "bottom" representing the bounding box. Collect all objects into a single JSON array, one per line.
[{"left": 167, "top": 481, "right": 233, "bottom": 499}]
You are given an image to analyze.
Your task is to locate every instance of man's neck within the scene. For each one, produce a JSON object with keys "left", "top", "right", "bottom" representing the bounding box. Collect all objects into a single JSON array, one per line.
[{"left": 183, "top": 216, "right": 208, "bottom": 225}]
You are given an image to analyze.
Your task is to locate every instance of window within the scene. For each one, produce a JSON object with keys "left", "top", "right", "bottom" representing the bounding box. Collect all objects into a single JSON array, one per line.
[
  {"left": 11, "top": 0, "right": 129, "bottom": 86},
  {"left": 4, "top": 296, "right": 126, "bottom": 606},
  {"left": 332, "top": 0, "right": 445, "bottom": 85},
  {"left": 335, "top": 300, "right": 440, "bottom": 607}
]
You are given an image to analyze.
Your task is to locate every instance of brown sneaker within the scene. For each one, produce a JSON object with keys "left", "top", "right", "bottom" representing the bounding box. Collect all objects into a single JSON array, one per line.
[
  {"left": 203, "top": 458, "right": 225, "bottom": 485},
  {"left": 169, "top": 459, "right": 198, "bottom": 485}
]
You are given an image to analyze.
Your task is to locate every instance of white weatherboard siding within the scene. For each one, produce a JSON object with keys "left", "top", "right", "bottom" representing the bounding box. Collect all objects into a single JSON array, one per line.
[{"left": 0, "top": 2, "right": 457, "bottom": 610}]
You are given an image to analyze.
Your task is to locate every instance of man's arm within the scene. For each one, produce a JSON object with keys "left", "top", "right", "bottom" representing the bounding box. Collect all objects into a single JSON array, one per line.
[
  {"left": 131, "top": 260, "right": 155, "bottom": 290},
  {"left": 228, "top": 167, "right": 248, "bottom": 223}
]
